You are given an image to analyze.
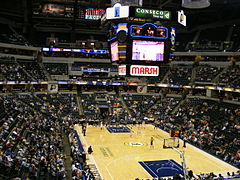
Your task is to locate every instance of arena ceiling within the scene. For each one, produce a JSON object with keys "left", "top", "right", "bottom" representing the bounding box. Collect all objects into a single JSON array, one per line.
[{"left": 0, "top": 0, "right": 240, "bottom": 34}]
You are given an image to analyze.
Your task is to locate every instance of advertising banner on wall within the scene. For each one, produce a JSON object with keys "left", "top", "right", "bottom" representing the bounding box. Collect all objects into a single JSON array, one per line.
[
  {"left": 130, "top": 65, "right": 159, "bottom": 76},
  {"left": 106, "top": 3, "right": 129, "bottom": 19}
]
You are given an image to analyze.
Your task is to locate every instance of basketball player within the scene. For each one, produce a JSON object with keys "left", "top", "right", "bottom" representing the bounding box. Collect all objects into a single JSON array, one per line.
[
  {"left": 137, "top": 126, "right": 142, "bottom": 136},
  {"left": 141, "top": 120, "right": 145, "bottom": 129},
  {"left": 82, "top": 126, "right": 86, "bottom": 136},
  {"left": 150, "top": 136, "right": 154, "bottom": 149},
  {"left": 130, "top": 129, "right": 134, "bottom": 138},
  {"left": 82, "top": 123, "right": 87, "bottom": 136},
  {"left": 154, "top": 119, "right": 157, "bottom": 130}
]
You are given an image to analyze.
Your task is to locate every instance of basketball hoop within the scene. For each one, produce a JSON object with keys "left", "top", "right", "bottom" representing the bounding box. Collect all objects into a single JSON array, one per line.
[{"left": 182, "top": 0, "right": 210, "bottom": 9}]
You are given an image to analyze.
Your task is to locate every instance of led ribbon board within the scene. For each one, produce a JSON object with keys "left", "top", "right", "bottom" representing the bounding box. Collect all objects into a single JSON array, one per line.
[
  {"left": 42, "top": 47, "right": 109, "bottom": 54},
  {"left": 130, "top": 23, "right": 168, "bottom": 39},
  {"left": 134, "top": 7, "right": 171, "bottom": 20}
]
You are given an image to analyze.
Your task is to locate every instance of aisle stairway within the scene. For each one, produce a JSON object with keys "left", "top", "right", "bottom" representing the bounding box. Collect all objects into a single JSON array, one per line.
[
  {"left": 63, "top": 132, "right": 73, "bottom": 180},
  {"left": 38, "top": 62, "right": 52, "bottom": 81},
  {"left": 76, "top": 87, "right": 85, "bottom": 116},
  {"left": 118, "top": 92, "right": 133, "bottom": 117}
]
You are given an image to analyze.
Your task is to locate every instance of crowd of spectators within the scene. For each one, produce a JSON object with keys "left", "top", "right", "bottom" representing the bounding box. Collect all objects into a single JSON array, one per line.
[
  {"left": 44, "top": 63, "right": 68, "bottom": 75},
  {"left": 0, "top": 57, "right": 49, "bottom": 82},
  {"left": 18, "top": 60, "right": 48, "bottom": 81},
  {"left": 0, "top": 92, "right": 97, "bottom": 179},
  {"left": 0, "top": 58, "right": 32, "bottom": 82},
  {"left": 219, "top": 65, "right": 240, "bottom": 88},
  {"left": 158, "top": 98, "right": 240, "bottom": 168},
  {"left": 123, "top": 94, "right": 160, "bottom": 118},
  {"left": 0, "top": 55, "right": 239, "bottom": 91},
  {"left": 195, "top": 65, "right": 223, "bottom": 83},
  {"left": 80, "top": 92, "right": 130, "bottom": 125},
  {"left": 36, "top": 93, "right": 80, "bottom": 119},
  {"left": 0, "top": 89, "right": 239, "bottom": 179},
  {"left": 81, "top": 94, "right": 100, "bottom": 119},
  {"left": 197, "top": 171, "right": 240, "bottom": 180},
  {"left": 166, "top": 65, "right": 192, "bottom": 85},
  {"left": 69, "top": 131, "right": 95, "bottom": 180},
  {"left": 0, "top": 94, "right": 66, "bottom": 179},
  {"left": 149, "top": 97, "right": 181, "bottom": 118}
]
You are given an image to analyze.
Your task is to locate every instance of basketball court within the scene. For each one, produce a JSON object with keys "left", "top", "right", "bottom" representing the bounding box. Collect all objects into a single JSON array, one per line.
[{"left": 74, "top": 124, "right": 238, "bottom": 180}]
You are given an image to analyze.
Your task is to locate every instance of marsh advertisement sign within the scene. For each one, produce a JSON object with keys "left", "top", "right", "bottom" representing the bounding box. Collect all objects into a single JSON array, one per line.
[{"left": 130, "top": 65, "right": 159, "bottom": 76}]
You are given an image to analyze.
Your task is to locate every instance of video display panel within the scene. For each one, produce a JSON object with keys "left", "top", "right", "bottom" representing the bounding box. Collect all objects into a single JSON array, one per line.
[
  {"left": 42, "top": 4, "right": 65, "bottom": 16},
  {"left": 33, "top": 3, "right": 74, "bottom": 17},
  {"left": 132, "top": 40, "right": 164, "bottom": 61},
  {"left": 110, "top": 41, "right": 119, "bottom": 62},
  {"left": 130, "top": 24, "right": 168, "bottom": 39}
]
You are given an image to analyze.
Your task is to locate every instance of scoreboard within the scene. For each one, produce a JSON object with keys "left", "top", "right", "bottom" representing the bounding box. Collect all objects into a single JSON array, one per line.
[
  {"left": 108, "top": 23, "right": 172, "bottom": 64},
  {"left": 130, "top": 24, "right": 168, "bottom": 39},
  {"left": 108, "top": 22, "right": 174, "bottom": 77}
]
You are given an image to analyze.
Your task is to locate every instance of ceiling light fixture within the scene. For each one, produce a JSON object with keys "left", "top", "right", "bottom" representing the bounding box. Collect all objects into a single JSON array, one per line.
[{"left": 182, "top": 0, "right": 210, "bottom": 9}]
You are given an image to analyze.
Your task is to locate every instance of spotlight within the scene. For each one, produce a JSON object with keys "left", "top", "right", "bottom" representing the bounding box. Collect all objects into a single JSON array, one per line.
[{"left": 182, "top": 0, "right": 210, "bottom": 9}]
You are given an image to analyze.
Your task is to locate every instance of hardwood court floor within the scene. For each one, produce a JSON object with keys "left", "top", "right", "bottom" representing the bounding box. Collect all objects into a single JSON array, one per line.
[{"left": 75, "top": 125, "right": 239, "bottom": 180}]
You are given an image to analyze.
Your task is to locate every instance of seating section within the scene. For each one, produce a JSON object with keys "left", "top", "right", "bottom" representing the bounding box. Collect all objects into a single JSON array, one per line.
[
  {"left": 166, "top": 65, "right": 192, "bottom": 85},
  {"left": 44, "top": 63, "right": 68, "bottom": 75},
  {"left": 219, "top": 65, "right": 240, "bottom": 88},
  {"left": 81, "top": 93, "right": 99, "bottom": 118},
  {"left": 159, "top": 98, "right": 240, "bottom": 168},
  {"left": 0, "top": 24, "right": 28, "bottom": 45},
  {"left": 0, "top": 93, "right": 90, "bottom": 179},
  {"left": 18, "top": 61, "right": 47, "bottom": 80},
  {"left": 0, "top": 60, "right": 31, "bottom": 81},
  {"left": 196, "top": 40, "right": 222, "bottom": 51},
  {"left": 37, "top": 93, "right": 80, "bottom": 119},
  {"left": 0, "top": 94, "right": 66, "bottom": 179},
  {"left": 0, "top": 59, "right": 239, "bottom": 89},
  {"left": 18, "top": 94, "right": 51, "bottom": 115},
  {"left": 80, "top": 93, "right": 130, "bottom": 124},
  {"left": 123, "top": 94, "right": 160, "bottom": 118},
  {"left": 1, "top": 91, "right": 239, "bottom": 178},
  {"left": 108, "top": 94, "right": 130, "bottom": 124},
  {"left": 149, "top": 97, "right": 182, "bottom": 118},
  {"left": 177, "top": 26, "right": 234, "bottom": 52},
  {"left": 147, "top": 66, "right": 170, "bottom": 84},
  {"left": 195, "top": 65, "right": 223, "bottom": 82}
]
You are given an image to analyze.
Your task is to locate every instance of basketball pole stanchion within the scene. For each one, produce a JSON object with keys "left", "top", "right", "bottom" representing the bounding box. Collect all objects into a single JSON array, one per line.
[{"left": 172, "top": 147, "right": 189, "bottom": 180}]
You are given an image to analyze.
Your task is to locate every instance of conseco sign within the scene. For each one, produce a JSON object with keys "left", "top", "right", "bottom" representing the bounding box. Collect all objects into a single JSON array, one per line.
[
  {"left": 134, "top": 7, "right": 171, "bottom": 20},
  {"left": 130, "top": 65, "right": 159, "bottom": 76}
]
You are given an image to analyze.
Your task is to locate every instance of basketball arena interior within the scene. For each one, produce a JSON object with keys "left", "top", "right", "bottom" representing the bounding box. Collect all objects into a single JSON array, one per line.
[{"left": 0, "top": 0, "right": 239, "bottom": 180}]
